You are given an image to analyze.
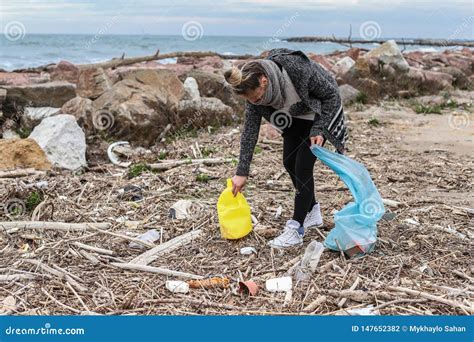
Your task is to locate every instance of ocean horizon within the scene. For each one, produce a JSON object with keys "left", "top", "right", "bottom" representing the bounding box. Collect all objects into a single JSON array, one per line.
[{"left": 1, "top": 33, "right": 471, "bottom": 71}]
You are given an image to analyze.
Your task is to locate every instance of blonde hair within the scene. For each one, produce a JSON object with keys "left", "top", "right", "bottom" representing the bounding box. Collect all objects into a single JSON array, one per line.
[{"left": 224, "top": 61, "right": 265, "bottom": 95}]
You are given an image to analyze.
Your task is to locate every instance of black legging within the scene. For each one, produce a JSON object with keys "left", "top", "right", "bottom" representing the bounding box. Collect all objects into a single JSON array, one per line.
[{"left": 282, "top": 118, "right": 325, "bottom": 225}]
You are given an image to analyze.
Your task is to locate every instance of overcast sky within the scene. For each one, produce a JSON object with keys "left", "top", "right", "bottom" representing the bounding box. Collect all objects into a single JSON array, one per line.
[{"left": 1, "top": 0, "right": 473, "bottom": 38}]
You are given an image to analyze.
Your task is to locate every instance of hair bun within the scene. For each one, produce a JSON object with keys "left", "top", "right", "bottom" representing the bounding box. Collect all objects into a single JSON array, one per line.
[{"left": 224, "top": 66, "right": 242, "bottom": 87}]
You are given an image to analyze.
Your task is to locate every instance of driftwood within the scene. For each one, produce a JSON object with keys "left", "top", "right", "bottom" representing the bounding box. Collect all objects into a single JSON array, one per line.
[
  {"left": 144, "top": 298, "right": 243, "bottom": 311},
  {"left": 1, "top": 221, "right": 110, "bottom": 233},
  {"left": 86, "top": 224, "right": 155, "bottom": 248},
  {"left": 324, "top": 289, "right": 372, "bottom": 302},
  {"left": 285, "top": 36, "right": 474, "bottom": 47},
  {"left": 388, "top": 285, "right": 474, "bottom": 314},
  {"left": 0, "top": 168, "right": 47, "bottom": 178},
  {"left": 130, "top": 229, "right": 203, "bottom": 265},
  {"left": 338, "top": 277, "right": 361, "bottom": 307},
  {"left": 111, "top": 263, "right": 203, "bottom": 280},
  {"left": 78, "top": 250, "right": 100, "bottom": 265},
  {"left": 0, "top": 273, "right": 36, "bottom": 282},
  {"left": 72, "top": 242, "right": 115, "bottom": 256},
  {"left": 22, "top": 259, "right": 87, "bottom": 292},
  {"left": 13, "top": 50, "right": 256, "bottom": 73},
  {"left": 149, "top": 158, "right": 234, "bottom": 171},
  {"left": 302, "top": 295, "right": 328, "bottom": 313}
]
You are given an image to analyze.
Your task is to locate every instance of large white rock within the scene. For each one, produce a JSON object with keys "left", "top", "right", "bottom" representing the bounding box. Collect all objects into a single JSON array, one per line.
[
  {"left": 183, "top": 77, "right": 200, "bottom": 101},
  {"left": 364, "top": 40, "right": 410, "bottom": 71},
  {"left": 29, "top": 114, "right": 87, "bottom": 170},
  {"left": 332, "top": 57, "right": 355, "bottom": 76}
]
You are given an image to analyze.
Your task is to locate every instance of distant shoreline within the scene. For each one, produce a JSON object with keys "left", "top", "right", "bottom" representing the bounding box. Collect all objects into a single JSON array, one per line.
[
  {"left": 1, "top": 34, "right": 473, "bottom": 71},
  {"left": 285, "top": 36, "right": 474, "bottom": 47}
]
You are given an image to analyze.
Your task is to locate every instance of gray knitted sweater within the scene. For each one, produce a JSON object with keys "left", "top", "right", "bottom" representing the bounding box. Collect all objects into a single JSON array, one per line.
[{"left": 236, "top": 48, "right": 347, "bottom": 177}]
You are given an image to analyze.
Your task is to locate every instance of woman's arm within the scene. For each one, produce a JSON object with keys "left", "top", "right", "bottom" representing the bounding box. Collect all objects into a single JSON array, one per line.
[
  {"left": 307, "top": 64, "right": 342, "bottom": 139},
  {"left": 235, "top": 102, "right": 263, "bottom": 177}
]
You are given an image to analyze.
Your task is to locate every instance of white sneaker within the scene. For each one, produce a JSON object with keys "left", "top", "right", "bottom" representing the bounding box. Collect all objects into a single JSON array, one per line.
[
  {"left": 268, "top": 219, "right": 303, "bottom": 249},
  {"left": 303, "top": 203, "right": 323, "bottom": 229}
]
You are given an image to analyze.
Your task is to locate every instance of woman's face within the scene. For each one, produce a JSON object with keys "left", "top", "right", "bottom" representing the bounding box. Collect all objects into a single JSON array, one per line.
[{"left": 242, "top": 75, "right": 267, "bottom": 104}]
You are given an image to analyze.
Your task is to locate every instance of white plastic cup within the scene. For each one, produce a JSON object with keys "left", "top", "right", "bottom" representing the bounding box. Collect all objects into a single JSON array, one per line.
[
  {"left": 265, "top": 276, "right": 292, "bottom": 292},
  {"left": 165, "top": 280, "right": 189, "bottom": 294}
]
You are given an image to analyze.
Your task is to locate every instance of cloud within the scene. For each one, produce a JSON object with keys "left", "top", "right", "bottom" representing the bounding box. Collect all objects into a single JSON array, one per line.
[{"left": 1, "top": 0, "right": 472, "bottom": 38}]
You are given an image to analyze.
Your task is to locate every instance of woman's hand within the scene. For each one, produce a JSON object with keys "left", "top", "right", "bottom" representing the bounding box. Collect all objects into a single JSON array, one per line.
[
  {"left": 310, "top": 135, "right": 324, "bottom": 146},
  {"left": 231, "top": 175, "right": 247, "bottom": 197}
]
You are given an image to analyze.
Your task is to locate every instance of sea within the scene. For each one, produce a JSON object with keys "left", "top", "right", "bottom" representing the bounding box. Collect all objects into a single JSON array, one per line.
[{"left": 0, "top": 34, "right": 469, "bottom": 71}]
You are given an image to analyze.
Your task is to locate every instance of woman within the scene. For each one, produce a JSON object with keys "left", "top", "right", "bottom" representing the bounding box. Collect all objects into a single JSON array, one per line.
[{"left": 224, "top": 48, "right": 347, "bottom": 249}]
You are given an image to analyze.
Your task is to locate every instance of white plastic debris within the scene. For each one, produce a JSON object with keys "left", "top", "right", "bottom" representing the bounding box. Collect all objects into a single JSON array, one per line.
[
  {"left": 382, "top": 198, "right": 401, "bottom": 208},
  {"left": 274, "top": 205, "right": 282, "bottom": 219},
  {"left": 265, "top": 276, "right": 292, "bottom": 292},
  {"left": 169, "top": 200, "right": 195, "bottom": 219},
  {"left": 345, "top": 305, "right": 379, "bottom": 316},
  {"left": 240, "top": 247, "right": 257, "bottom": 255},
  {"left": 129, "top": 229, "right": 160, "bottom": 249},
  {"left": 404, "top": 218, "right": 420, "bottom": 226},
  {"left": 295, "top": 241, "right": 325, "bottom": 281},
  {"left": 251, "top": 214, "right": 259, "bottom": 225},
  {"left": 283, "top": 290, "right": 293, "bottom": 306},
  {"left": 165, "top": 280, "right": 189, "bottom": 294},
  {"left": 107, "top": 141, "right": 132, "bottom": 167},
  {"left": 25, "top": 181, "right": 49, "bottom": 189}
]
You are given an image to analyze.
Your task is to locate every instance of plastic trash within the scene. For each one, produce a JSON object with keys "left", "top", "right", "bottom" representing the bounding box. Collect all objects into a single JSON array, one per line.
[
  {"left": 107, "top": 141, "right": 132, "bottom": 167},
  {"left": 295, "top": 241, "right": 324, "bottom": 281},
  {"left": 311, "top": 145, "right": 385, "bottom": 256},
  {"left": 165, "top": 280, "right": 189, "bottom": 294},
  {"left": 169, "top": 200, "right": 194, "bottom": 219},
  {"left": 129, "top": 229, "right": 160, "bottom": 249},
  {"left": 188, "top": 277, "right": 230, "bottom": 289},
  {"left": 344, "top": 305, "right": 379, "bottom": 316},
  {"left": 118, "top": 185, "right": 143, "bottom": 202},
  {"left": 240, "top": 246, "right": 257, "bottom": 255},
  {"left": 238, "top": 281, "right": 259, "bottom": 296},
  {"left": 265, "top": 276, "right": 292, "bottom": 292},
  {"left": 217, "top": 178, "right": 253, "bottom": 240}
]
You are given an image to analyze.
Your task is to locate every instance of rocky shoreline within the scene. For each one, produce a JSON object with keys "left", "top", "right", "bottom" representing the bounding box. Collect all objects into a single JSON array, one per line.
[{"left": 0, "top": 40, "right": 472, "bottom": 170}]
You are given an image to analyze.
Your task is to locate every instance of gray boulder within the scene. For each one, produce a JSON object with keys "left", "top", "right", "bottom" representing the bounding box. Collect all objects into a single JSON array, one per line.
[
  {"left": 185, "top": 70, "right": 245, "bottom": 114},
  {"left": 77, "top": 67, "right": 113, "bottom": 99},
  {"left": 61, "top": 96, "right": 95, "bottom": 131},
  {"left": 92, "top": 78, "right": 174, "bottom": 145},
  {"left": 339, "top": 84, "right": 360, "bottom": 105},
  {"left": 176, "top": 97, "right": 233, "bottom": 129},
  {"left": 364, "top": 40, "right": 410, "bottom": 72},
  {"left": 29, "top": 114, "right": 86, "bottom": 170},
  {"left": 4, "top": 81, "right": 76, "bottom": 107}
]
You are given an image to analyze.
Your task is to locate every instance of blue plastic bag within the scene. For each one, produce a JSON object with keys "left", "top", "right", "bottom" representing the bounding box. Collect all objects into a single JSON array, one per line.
[{"left": 311, "top": 145, "right": 385, "bottom": 256}]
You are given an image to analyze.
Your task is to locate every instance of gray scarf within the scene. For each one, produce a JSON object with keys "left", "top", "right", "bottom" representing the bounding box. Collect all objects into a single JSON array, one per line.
[{"left": 244, "top": 59, "right": 286, "bottom": 108}]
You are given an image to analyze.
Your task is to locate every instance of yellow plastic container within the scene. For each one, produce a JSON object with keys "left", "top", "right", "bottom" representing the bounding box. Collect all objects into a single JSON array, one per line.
[{"left": 217, "top": 178, "right": 253, "bottom": 240}]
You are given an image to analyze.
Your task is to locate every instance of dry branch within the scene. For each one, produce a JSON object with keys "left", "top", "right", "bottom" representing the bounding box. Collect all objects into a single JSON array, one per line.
[
  {"left": 302, "top": 295, "right": 328, "bottom": 313},
  {"left": 1, "top": 221, "right": 110, "bottom": 233},
  {"left": 130, "top": 229, "right": 203, "bottom": 265},
  {"left": 388, "top": 285, "right": 474, "bottom": 314},
  {"left": 0, "top": 169, "right": 47, "bottom": 178},
  {"left": 72, "top": 241, "right": 115, "bottom": 256},
  {"left": 111, "top": 263, "right": 203, "bottom": 280},
  {"left": 22, "top": 259, "right": 87, "bottom": 292},
  {"left": 148, "top": 158, "right": 234, "bottom": 171},
  {"left": 13, "top": 50, "right": 256, "bottom": 73},
  {"left": 0, "top": 273, "right": 36, "bottom": 282}
]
